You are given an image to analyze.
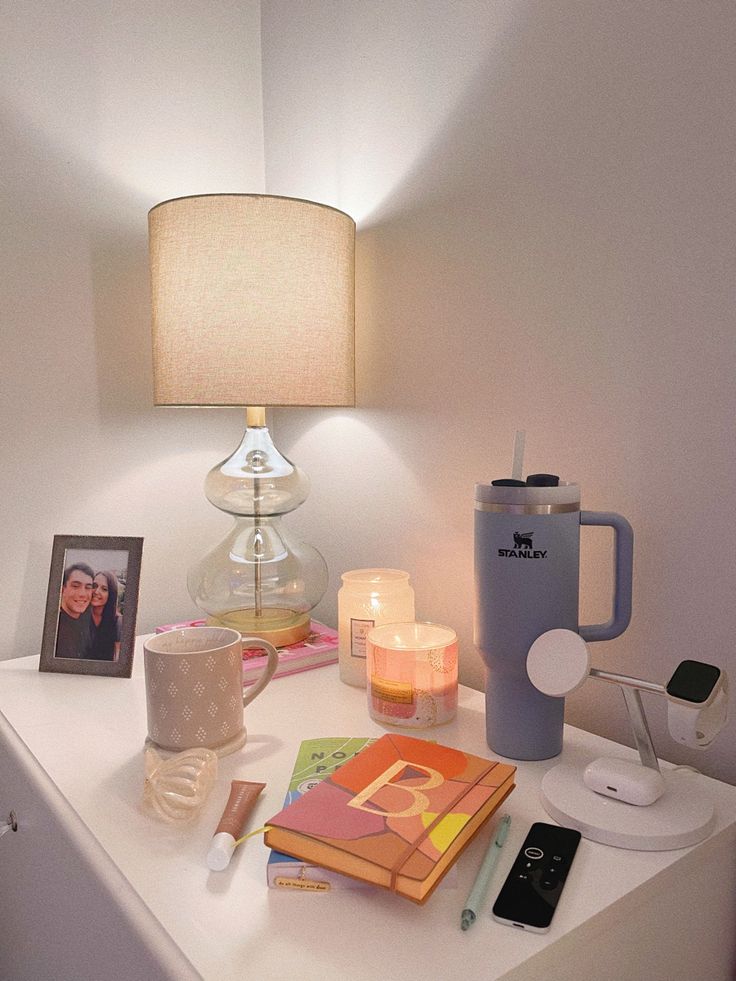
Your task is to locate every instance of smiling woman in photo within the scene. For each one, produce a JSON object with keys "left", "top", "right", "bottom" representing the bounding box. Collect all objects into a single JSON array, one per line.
[{"left": 89, "top": 570, "right": 123, "bottom": 661}]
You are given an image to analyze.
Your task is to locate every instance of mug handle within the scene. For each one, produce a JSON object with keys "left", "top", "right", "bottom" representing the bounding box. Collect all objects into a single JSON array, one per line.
[
  {"left": 579, "top": 511, "right": 634, "bottom": 642},
  {"left": 240, "top": 637, "right": 279, "bottom": 707}
]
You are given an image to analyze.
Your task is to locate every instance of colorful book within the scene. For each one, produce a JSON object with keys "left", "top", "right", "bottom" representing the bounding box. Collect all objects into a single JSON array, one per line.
[
  {"left": 267, "top": 737, "right": 376, "bottom": 890},
  {"left": 154, "top": 619, "right": 338, "bottom": 685},
  {"left": 264, "top": 733, "right": 516, "bottom": 904},
  {"left": 155, "top": 618, "right": 208, "bottom": 633},
  {"left": 243, "top": 622, "right": 337, "bottom": 687}
]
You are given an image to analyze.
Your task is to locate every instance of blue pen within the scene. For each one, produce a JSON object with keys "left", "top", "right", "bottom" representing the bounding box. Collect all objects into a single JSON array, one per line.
[{"left": 461, "top": 813, "right": 512, "bottom": 930}]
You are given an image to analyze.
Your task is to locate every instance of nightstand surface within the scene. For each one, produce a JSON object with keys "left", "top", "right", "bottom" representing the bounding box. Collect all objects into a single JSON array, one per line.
[{"left": 1, "top": 637, "right": 734, "bottom": 981}]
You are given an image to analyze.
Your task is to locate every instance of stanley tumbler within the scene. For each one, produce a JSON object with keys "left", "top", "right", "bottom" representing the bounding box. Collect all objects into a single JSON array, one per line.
[{"left": 474, "top": 481, "right": 633, "bottom": 760}]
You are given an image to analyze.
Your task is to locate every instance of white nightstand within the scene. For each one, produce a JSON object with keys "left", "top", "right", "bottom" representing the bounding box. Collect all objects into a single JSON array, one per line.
[{"left": 1, "top": 637, "right": 735, "bottom": 981}]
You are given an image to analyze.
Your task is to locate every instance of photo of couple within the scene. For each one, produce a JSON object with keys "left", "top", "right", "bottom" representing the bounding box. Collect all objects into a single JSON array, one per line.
[
  {"left": 56, "top": 551, "right": 128, "bottom": 662},
  {"left": 41, "top": 535, "right": 142, "bottom": 678}
]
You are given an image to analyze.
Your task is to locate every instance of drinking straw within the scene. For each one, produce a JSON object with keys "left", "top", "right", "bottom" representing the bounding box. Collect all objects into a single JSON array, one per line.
[{"left": 511, "top": 430, "right": 526, "bottom": 482}]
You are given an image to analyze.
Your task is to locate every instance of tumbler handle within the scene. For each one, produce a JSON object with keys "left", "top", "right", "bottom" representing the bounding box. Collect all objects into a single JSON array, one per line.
[{"left": 579, "top": 512, "right": 634, "bottom": 642}]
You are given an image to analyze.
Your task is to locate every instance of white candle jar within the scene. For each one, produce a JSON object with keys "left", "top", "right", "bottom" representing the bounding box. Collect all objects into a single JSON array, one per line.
[
  {"left": 338, "top": 569, "right": 415, "bottom": 687},
  {"left": 366, "top": 621, "right": 458, "bottom": 728}
]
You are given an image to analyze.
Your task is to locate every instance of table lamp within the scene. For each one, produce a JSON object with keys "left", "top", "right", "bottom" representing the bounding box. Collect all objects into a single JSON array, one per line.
[{"left": 148, "top": 194, "right": 355, "bottom": 646}]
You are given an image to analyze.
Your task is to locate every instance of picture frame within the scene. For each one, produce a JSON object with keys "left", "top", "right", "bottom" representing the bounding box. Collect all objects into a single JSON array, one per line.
[{"left": 40, "top": 535, "right": 144, "bottom": 678}]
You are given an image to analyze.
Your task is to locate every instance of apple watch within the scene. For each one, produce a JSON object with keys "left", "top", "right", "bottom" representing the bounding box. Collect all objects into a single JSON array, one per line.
[{"left": 666, "top": 660, "right": 729, "bottom": 749}]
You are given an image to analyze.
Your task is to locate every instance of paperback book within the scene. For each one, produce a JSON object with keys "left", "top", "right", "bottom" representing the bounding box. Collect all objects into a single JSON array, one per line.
[
  {"left": 267, "top": 737, "right": 376, "bottom": 890},
  {"left": 243, "top": 622, "right": 338, "bottom": 686},
  {"left": 264, "top": 732, "right": 516, "bottom": 903}
]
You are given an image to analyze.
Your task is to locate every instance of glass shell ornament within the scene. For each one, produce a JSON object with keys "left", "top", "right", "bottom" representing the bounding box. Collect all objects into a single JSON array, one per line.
[{"left": 143, "top": 746, "right": 218, "bottom": 823}]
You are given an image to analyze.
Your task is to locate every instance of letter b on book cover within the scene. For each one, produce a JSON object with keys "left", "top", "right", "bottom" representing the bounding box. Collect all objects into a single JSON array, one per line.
[{"left": 347, "top": 760, "right": 444, "bottom": 817}]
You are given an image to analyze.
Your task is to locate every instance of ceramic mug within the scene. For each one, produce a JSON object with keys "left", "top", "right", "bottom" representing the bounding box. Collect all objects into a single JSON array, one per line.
[{"left": 143, "top": 626, "right": 278, "bottom": 756}]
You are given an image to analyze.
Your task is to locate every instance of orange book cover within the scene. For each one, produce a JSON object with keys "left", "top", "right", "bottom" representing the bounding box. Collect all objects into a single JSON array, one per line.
[{"left": 264, "top": 733, "right": 516, "bottom": 903}]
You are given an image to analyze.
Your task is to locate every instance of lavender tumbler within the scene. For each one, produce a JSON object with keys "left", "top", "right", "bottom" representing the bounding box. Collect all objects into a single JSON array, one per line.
[{"left": 474, "top": 481, "right": 633, "bottom": 760}]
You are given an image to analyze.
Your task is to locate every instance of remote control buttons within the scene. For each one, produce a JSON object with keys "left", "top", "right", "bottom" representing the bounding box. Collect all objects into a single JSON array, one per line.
[
  {"left": 517, "top": 843, "right": 568, "bottom": 885},
  {"left": 520, "top": 844, "right": 567, "bottom": 890}
]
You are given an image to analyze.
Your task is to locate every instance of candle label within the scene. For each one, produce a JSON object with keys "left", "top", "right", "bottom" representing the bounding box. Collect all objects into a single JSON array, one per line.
[
  {"left": 350, "top": 618, "right": 374, "bottom": 660},
  {"left": 370, "top": 675, "right": 414, "bottom": 705}
]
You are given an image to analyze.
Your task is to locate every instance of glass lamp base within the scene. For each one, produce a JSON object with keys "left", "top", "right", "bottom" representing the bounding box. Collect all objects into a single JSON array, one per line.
[
  {"left": 205, "top": 608, "right": 311, "bottom": 647},
  {"left": 191, "top": 413, "right": 327, "bottom": 649}
]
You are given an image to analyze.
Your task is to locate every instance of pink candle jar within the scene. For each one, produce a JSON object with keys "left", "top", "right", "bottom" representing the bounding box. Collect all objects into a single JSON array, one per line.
[{"left": 366, "top": 622, "right": 458, "bottom": 728}]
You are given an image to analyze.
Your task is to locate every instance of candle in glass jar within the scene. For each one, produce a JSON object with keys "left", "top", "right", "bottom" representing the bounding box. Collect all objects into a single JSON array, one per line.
[
  {"left": 337, "top": 570, "right": 415, "bottom": 687},
  {"left": 366, "top": 621, "right": 458, "bottom": 728}
]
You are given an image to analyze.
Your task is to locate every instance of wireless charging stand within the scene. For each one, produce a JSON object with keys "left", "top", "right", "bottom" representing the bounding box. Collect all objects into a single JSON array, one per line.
[
  {"left": 527, "top": 630, "right": 718, "bottom": 851},
  {"left": 540, "top": 750, "right": 715, "bottom": 851}
]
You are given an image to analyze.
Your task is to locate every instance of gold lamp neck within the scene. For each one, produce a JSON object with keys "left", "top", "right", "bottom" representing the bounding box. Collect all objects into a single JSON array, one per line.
[{"left": 246, "top": 406, "right": 266, "bottom": 428}]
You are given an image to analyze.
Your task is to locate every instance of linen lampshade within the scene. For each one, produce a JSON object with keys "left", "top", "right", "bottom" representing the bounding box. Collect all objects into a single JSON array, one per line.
[{"left": 149, "top": 194, "right": 355, "bottom": 407}]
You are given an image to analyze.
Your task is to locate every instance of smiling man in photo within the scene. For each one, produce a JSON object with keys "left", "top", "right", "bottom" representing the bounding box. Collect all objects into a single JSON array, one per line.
[{"left": 55, "top": 562, "right": 94, "bottom": 659}]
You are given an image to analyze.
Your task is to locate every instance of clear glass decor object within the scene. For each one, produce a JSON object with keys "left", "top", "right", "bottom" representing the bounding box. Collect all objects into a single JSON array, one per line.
[
  {"left": 143, "top": 746, "right": 218, "bottom": 823},
  {"left": 187, "top": 417, "right": 328, "bottom": 646}
]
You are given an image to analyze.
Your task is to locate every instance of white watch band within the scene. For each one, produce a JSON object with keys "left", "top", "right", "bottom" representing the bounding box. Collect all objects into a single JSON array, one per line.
[{"left": 667, "top": 679, "right": 729, "bottom": 749}]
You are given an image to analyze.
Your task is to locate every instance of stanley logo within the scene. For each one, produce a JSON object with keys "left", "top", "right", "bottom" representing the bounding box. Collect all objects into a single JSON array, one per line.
[{"left": 498, "top": 531, "right": 547, "bottom": 559}]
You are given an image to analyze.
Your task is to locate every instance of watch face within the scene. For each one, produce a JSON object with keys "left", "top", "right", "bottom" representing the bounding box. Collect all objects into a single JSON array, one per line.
[{"left": 666, "top": 660, "right": 721, "bottom": 703}]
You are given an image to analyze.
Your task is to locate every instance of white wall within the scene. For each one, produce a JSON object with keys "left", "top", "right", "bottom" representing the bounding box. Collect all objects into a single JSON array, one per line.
[
  {"left": 2, "top": 0, "right": 734, "bottom": 786},
  {"left": 261, "top": 0, "right": 736, "bottom": 782},
  {"left": 0, "top": 0, "right": 265, "bottom": 651}
]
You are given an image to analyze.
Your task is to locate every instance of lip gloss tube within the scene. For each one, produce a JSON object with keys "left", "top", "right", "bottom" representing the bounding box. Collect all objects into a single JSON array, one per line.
[{"left": 207, "top": 780, "right": 266, "bottom": 871}]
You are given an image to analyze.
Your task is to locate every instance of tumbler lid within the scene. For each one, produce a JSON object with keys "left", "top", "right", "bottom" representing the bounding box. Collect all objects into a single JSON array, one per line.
[
  {"left": 475, "top": 480, "right": 580, "bottom": 511},
  {"left": 525, "top": 473, "right": 560, "bottom": 487}
]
